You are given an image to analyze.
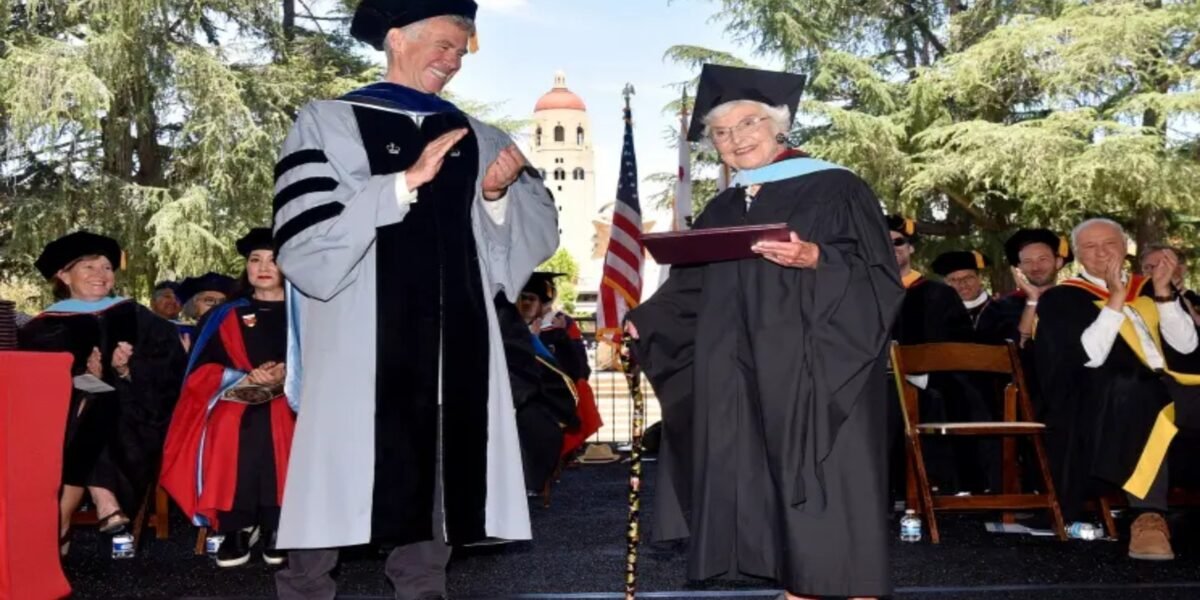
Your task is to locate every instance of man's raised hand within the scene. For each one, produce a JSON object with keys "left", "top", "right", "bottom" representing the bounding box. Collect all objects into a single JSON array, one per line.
[
  {"left": 406, "top": 128, "right": 469, "bottom": 191},
  {"left": 483, "top": 144, "right": 525, "bottom": 201}
]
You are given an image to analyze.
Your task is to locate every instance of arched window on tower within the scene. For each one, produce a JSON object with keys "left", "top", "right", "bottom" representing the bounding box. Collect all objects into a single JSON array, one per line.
[
  {"left": 535, "top": 126, "right": 542, "bottom": 147},
  {"left": 554, "top": 168, "right": 565, "bottom": 180},
  {"left": 573, "top": 167, "right": 585, "bottom": 180},
  {"left": 576, "top": 126, "right": 585, "bottom": 145},
  {"left": 554, "top": 125, "right": 565, "bottom": 142}
]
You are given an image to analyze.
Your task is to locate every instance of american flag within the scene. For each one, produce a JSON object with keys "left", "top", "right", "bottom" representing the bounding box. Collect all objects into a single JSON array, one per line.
[{"left": 596, "top": 92, "right": 643, "bottom": 345}]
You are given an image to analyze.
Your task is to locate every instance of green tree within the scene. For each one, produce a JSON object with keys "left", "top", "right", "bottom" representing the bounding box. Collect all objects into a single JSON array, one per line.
[
  {"left": 0, "top": 0, "right": 523, "bottom": 312},
  {"left": 666, "top": 0, "right": 1200, "bottom": 289},
  {"left": 538, "top": 247, "right": 580, "bottom": 314}
]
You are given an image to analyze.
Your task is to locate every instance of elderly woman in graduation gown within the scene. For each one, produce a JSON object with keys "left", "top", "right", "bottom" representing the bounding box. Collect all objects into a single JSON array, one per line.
[
  {"left": 626, "top": 65, "right": 904, "bottom": 599},
  {"left": 160, "top": 228, "right": 296, "bottom": 568},
  {"left": 18, "top": 231, "right": 186, "bottom": 551}
]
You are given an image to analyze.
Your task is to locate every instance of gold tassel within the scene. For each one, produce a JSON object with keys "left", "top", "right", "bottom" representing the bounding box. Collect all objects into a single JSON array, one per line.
[
  {"left": 973, "top": 250, "right": 985, "bottom": 270},
  {"left": 468, "top": 31, "right": 479, "bottom": 54},
  {"left": 904, "top": 218, "right": 915, "bottom": 236},
  {"left": 1058, "top": 236, "right": 1070, "bottom": 259}
]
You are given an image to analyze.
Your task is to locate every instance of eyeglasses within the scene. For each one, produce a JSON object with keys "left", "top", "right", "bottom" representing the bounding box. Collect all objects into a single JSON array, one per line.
[
  {"left": 708, "top": 115, "right": 772, "bottom": 145},
  {"left": 892, "top": 237, "right": 910, "bottom": 247}
]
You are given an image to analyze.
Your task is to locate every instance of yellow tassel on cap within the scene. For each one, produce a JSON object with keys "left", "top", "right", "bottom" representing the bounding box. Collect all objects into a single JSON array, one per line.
[
  {"left": 468, "top": 32, "right": 479, "bottom": 53},
  {"left": 904, "top": 218, "right": 915, "bottom": 236},
  {"left": 1058, "top": 236, "right": 1070, "bottom": 258},
  {"left": 973, "top": 250, "right": 985, "bottom": 270},
  {"left": 120, "top": 250, "right": 128, "bottom": 270}
]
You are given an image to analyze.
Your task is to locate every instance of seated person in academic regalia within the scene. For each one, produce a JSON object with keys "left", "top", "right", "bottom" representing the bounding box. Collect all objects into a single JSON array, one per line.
[
  {"left": 932, "top": 249, "right": 1020, "bottom": 491},
  {"left": 495, "top": 296, "right": 580, "bottom": 494},
  {"left": 17, "top": 231, "right": 187, "bottom": 554},
  {"left": 1000, "top": 228, "right": 1072, "bottom": 426},
  {"left": 1138, "top": 244, "right": 1200, "bottom": 490},
  {"left": 1004, "top": 228, "right": 1072, "bottom": 350},
  {"left": 932, "top": 250, "right": 1014, "bottom": 344},
  {"left": 887, "top": 217, "right": 985, "bottom": 493},
  {"left": 517, "top": 272, "right": 603, "bottom": 457},
  {"left": 1141, "top": 244, "right": 1200, "bottom": 327},
  {"left": 151, "top": 281, "right": 182, "bottom": 321},
  {"left": 1034, "top": 218, "right": 1200, "bottom": 561},
  {"left": 160, "top": 228, "right": 296, "bottom": 568},
  {"left": 178, "top": 272, "right": 235, "bottom": 323},
  {"left": 152, "top": 280, "right": 194, "bottom": 351}
]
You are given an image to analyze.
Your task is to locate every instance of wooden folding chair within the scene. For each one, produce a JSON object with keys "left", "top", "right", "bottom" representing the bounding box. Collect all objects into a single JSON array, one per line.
[{"left": 890, "top": 341, "right": 1067, "bottom": 543}]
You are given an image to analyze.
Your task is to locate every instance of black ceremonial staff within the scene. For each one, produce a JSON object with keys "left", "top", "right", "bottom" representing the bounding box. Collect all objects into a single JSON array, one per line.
[{"left": 619, "top": 330, "right": 645, "bottom": 600}]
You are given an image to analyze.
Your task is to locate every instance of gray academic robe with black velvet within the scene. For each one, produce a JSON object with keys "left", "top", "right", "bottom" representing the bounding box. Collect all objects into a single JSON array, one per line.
[{"left": 272, "top": 97, "right": 557, "bottom": 549}]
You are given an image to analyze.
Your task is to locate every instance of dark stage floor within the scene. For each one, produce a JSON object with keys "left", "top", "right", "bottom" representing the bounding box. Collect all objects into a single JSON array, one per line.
[{"left": 62, "top": 462, "right": 1200, "bottom": 599}]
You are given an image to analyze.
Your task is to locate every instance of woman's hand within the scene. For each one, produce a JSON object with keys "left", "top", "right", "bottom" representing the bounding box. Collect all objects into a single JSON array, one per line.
[
  {"left": 111, "top": 342, "right": 133, "bottom": 380},
  {"left": 86, "top": 347, "right": 103, "bottom": 378},
  {"left": 752, "top": 232, "right": 820, "bottom": 269},
  {"left": 246, "top": 362, "right": 286, "bottom": 386}
]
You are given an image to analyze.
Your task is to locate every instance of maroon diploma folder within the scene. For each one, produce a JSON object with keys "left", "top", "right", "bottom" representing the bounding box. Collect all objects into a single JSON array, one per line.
[{"left": 642, "top": 223, "right": 791, "bottom": 265}]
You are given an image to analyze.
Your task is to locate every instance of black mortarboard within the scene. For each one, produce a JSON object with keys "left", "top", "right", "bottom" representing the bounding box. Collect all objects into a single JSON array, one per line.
[
  {"left": 236, "top": 228, "right": 275, "bottom": 257},
  {"left": 932, "top": 250, "right": 990, "bottom": 276},
  {"left": 34, "top": 231, "right": 123, "bottom": 280},
  {"left": 1004, "top": 228, "right": 1072, "bottom": 266},
  {"left": 522, "top": 272, "right": 565, "bottom": 303},
  {"left": 351, "top": 0, "right": 478, "bottom": 51},
  {"left": 178, "top": 272, "right": 235, "bottom": 305},
  {"left": 887, "top": 215, "right": 918, "bottom": 242},
  {"left": 153, "top": 281, "right": 180, "bottom": 299},
  {"left": 687, "top": 64, "right": 806, "bottom": 142}
]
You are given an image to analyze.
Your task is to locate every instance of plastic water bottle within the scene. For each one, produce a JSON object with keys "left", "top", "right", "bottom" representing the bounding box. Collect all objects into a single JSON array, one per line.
[
  {"left": 205, "top": 533, "right": 225, "bottom": 555},
  {"left": 900, "top": 509, "right": 922, "bottom": 542},
  {"left": 1067, "top": 522, "right": 1101, "bottom": 540},
  {"left": 111, "top": 529, "right": 135, "bottom": 559}
]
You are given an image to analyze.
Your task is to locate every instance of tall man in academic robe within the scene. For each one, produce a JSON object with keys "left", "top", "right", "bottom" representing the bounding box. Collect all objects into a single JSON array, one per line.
[
  {"left": 270, "top": 1, "right": 558, "bottom": 597},
  {"left": 1035, "top": 218, "right": 1197, "bottom": 561}
]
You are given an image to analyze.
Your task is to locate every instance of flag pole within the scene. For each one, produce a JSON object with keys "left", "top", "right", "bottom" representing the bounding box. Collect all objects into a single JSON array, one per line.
[{"left": 616, "top": 82, "right": 645, "bottom": 600}]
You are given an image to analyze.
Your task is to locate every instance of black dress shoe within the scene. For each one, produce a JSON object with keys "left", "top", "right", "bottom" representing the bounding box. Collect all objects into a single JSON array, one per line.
[
  {"left": 261, "top": 528, "right": 286, "bottom": 565},
  {"left": 215, "top": 528, "right": 258, "bottom": 567}
]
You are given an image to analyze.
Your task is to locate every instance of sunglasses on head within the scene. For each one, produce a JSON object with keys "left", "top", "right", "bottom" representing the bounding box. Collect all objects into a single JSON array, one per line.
[{"left": 892, "top": 237, "right": 910, "bottom": 247}]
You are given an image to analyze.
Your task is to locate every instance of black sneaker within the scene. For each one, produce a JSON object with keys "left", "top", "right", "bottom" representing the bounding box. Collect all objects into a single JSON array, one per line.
[
  {"left": 215, "top": 527, "right": 259, "bottom": 568},
  {"left": 261, "top": 528, "right": 286, "bottom": 566}
]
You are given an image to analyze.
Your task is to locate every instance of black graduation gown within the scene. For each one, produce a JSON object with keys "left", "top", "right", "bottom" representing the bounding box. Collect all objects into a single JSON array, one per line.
[
  {"left": 1034, "top": 278, "right": 1189, "bottom": 519},
  {"left": 892, "top": 277, "right": 972, "bottom": 345},
  {"left": 629, "top": 169, "right": 903, "bottom": 597},
  {"left": 972, "top": 295, "right": 1023, "bottom": 345},
  {"left": 495, "top": 299, "right": 579, "bottom": 492},
  {"left": 888, "top": 278, "right": 991, "bottom": 492},
  {"left": 18, "top": 300, "right": 186, "bottom": 514}
]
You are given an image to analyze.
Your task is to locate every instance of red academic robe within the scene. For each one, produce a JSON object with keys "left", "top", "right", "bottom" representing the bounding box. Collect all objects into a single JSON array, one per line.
[{"left": 159, "top": 306, "right": 295, "bottom": 530}]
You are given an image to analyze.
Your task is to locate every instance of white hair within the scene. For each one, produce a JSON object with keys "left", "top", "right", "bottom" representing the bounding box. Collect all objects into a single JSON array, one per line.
[
  {"left": 383, "top": 15, "right": 475, "bottom": 55},
  {"left": 1071, "top": 217, "right": 1127, "bottom": 250},
  {"left": 701, "top": 100, "right": 791, "bottom": 143}
]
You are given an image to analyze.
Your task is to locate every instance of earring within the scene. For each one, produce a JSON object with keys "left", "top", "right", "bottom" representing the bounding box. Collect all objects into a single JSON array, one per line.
[{"left": 775, "top": 133, "right": 790, "bottom": 145}]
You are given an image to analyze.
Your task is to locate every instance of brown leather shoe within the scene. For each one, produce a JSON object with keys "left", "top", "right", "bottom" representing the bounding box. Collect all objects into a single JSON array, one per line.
[{"left": 1129, "top": 512, "right": 1174, "bottom": 561}]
